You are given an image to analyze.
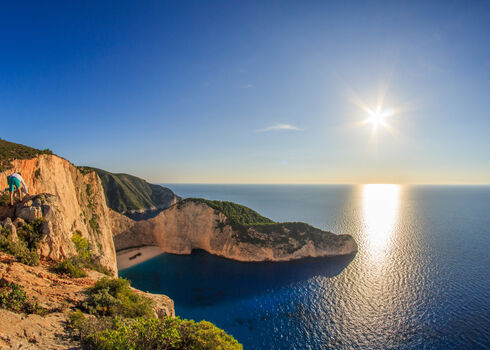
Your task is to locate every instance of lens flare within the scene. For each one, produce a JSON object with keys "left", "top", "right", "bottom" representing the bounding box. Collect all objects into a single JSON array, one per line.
[{"left": 365, "top": 106, "right": 395, "bottom": 131}]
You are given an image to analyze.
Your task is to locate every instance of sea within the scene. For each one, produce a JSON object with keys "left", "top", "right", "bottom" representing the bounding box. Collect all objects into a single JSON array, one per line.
[{"left": 120, "top": 184, "right": 490, "bottom": 349}]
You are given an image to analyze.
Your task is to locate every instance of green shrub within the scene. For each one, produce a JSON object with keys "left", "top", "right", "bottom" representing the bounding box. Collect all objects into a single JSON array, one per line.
[
  {"left": 0, "top": 282, "right": 28, "bottom": 312},
  {"left": 70, "top": 277, "right": 242, "bottom": 349},
  {"left": 17, "top": 218, "right": 45, "bottom": 250},
  {"left": 86, "top": 184, "right": 93, "bottom": 200},
  {"left": 14, "top": 243, "right": 40, "bottom": 266},
  {"left": 0, "top": 282, "right": 48, "bottom": 315},
  {"left": 0, "top": 218, "right": 47, "bottom": 266},
  {"left": 72, "top": 231, "right": 92, "bottom": 262},
  {"left": 86, "top": 183, "right": 96, "bottom": 211},
  {"left": 80, "top": 278, "right": 154, "bottom": 318},
  {"left": 67, "top": 231, "right": 111, "bottom": 276},
  {"left": 68, "top": 312, "right": 242, "bottom": 350},
  {"left": 77, "top": 166, "right": 94, "bottom": 175},
  {"left": 89, "top": 217, "right": 100, "bottom": 234},
  {"left": 0, "top": 229, "right": 40, "bottom": 266},
  {"left": 53, "top": 257, "right": 87, "bottom": 278}
]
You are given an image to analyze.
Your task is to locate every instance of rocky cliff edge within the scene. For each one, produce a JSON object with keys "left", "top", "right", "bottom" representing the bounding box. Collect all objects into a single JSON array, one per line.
[{"left": 1, "top": 155, "right": 117, "bottom": 276}]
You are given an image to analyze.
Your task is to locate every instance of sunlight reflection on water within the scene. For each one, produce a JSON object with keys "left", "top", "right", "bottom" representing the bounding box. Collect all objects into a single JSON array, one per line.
[{"left": 362, "top": 184, "right": 400, "bottom": 261}]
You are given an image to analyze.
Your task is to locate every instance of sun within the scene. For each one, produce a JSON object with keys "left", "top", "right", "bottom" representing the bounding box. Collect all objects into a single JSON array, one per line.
[
  {"left": 365, "top": 106, "right": 394, "bottom": 131},
  {"left": 348, "top": 86, "right": 406, "bottom": 136}
]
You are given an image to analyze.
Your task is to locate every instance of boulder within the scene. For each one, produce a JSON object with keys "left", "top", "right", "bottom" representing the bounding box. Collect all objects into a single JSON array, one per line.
[
  {"left": 137, "top": 291, "right": 175, "bottom": 318},
  {"left": 0, "top": 205, "right": 14, "bottom": 221},
  {"left": 15, "top": 199, "right": 42, "bottom": 222},
  {"left": 1, "top": 217, "right": 18, "bottom": 242}
]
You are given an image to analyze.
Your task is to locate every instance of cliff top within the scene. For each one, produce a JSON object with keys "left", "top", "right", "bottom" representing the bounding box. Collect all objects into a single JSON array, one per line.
[
  {"left": 182, "top": 198, "right": 274, "bottom": 226},
  {"left": 0, "top": 139, "right": 53, "bottom": 172}
]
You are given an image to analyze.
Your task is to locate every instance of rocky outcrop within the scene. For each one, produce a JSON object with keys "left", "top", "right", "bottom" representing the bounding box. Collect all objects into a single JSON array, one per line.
[
  {"left": 135, "top": 291, "right": 174, "bottom": 319},
  {"left": 1, "top": 218, "right": 18, "bottom": 242},
  {"left": 10, "top": 193, "right": 120, "bottom": 273},
  {"left": 0, "top": 155, "right": 117, "bottom": 275},
  {"left": 113, "top": 200, "right": 357, "bottom": 262}
]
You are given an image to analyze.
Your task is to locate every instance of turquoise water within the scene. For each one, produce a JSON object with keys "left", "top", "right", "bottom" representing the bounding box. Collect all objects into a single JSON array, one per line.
[{"left": 121, "top": 185, "right": 490, "bottom": 349}]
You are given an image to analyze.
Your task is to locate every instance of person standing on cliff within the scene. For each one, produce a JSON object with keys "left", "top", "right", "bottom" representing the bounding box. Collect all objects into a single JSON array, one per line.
[{"left": 7, "top": 171, "right": 29, "bottom": 206}]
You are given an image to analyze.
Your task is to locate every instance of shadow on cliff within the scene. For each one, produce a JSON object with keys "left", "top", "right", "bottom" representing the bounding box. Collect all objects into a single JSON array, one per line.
[{"left": 121, "top": 249, "right": 356, "bottom": 307}]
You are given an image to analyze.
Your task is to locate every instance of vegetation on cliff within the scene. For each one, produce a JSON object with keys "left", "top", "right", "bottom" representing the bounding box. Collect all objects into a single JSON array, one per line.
[
  {"left": 0, "top": 219, "right": 45, "bottom": 266},
  {"left": 0, "top": 281, "right": 49, "bottom": 315},
  {"left": 183, "top": 198, "right": 274, "bottom": 225},
  {"left": 84, "top": 167, "right": 180, "bottom": 214},
  {"left": 233, "top": 221, "right": 352, "bottom": 253},
  {"left": 80, "top": 277, "right": 154, "bottom": 318},
  {"left": 69, "top": 312, "right": 242, "bottom": 350},
  {"left": 53, "top": 232, "right": 111, "bottom": 277},
  {"left": 69, "top": 277, "right": 242, "bottom": 349},
  {"left": 0, "top": 138, "right": 52, "bottom": 172},
  {"left": 53, "top": 258, "right": 88, "bottom": 278}
]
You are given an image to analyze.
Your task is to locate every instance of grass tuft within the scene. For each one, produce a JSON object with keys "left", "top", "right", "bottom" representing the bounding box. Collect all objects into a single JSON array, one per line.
[{"left": 53, "top": 257, "right": 88, "bottom": 278}]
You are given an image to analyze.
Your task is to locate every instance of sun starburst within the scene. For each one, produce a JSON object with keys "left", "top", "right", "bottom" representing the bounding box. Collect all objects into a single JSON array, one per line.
[{"left": 365, "top": 106, "right": 395, "bottom": 131}]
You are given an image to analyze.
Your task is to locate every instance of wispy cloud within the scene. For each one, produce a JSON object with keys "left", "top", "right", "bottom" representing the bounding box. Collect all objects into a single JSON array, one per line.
[
  {"left": 256, "top": 123, "right": 302, "bottom": 132},
  {"left": 241, "top": 84, "right": 255, "bottom": 89}
]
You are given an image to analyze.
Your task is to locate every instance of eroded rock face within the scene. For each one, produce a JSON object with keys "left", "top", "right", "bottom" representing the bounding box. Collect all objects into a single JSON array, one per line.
[
  {"left": 0, "top": 155, "right": 117, "bottom": 276},
  {"left": 113, "top": 201, "right": 358, "bottom": 262},
  {"left": 11, "top": 194, "right": 94, "bottom": 266},
  {"left": 15, "top": 198, "right": 43, "bottom": 222},
  {"left": 134, "top": 290, "right": 175, "bottom": 318}
]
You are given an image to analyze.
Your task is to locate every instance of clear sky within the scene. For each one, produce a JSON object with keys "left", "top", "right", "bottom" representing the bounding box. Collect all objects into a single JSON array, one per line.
[{"left": 2, "top": 1, "right": 489, "bottom": 184}]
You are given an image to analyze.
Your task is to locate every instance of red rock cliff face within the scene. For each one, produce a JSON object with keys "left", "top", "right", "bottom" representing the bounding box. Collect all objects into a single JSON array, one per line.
[{"left": 1, "top": 155, "right": 117, "bottom": 275}]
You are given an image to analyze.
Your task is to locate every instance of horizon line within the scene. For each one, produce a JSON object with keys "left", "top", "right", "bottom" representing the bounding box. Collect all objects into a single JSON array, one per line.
[{"left": 155, "top": 182, "right": 490, "bottom": 186}]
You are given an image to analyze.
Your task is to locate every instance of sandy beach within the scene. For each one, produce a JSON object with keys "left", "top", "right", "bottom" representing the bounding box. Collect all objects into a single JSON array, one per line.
[{"left": 117, "top": 246, "right": 165, "bottom": 270}]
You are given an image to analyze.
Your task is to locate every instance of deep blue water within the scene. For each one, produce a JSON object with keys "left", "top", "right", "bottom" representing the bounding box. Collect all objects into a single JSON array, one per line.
[{"left": 121, "top": 185, "right": 490, "bottom": 349}]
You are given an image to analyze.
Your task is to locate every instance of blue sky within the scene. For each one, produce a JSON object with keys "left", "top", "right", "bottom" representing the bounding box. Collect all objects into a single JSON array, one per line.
[{"left": 1, "top": 0, "right": 489, "bottom": 184}]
